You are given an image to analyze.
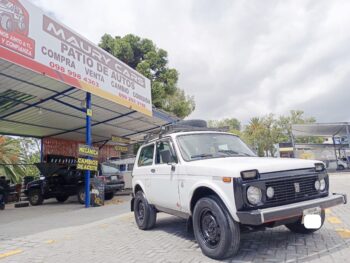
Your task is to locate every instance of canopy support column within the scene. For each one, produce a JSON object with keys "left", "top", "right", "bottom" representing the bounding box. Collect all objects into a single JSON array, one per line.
[{"left": 85, "top": 92, "right": 92, "bottom": 208}]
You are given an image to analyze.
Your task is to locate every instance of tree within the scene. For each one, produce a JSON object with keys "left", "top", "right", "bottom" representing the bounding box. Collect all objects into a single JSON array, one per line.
[
  {"left": 208, "top": 118, "right": 241, "bottom": 131},
  {"left": 0, "top": 136, "right": 25, "bottom": 183},
  {"left": 276, "top": 110, "right": 323, "bottom": 144},
  {"left": 18, "top": 137, "right": 40, "bottom": 178},
  {"left": 99, "top": 34, "right": 195, "bottom": 118}
]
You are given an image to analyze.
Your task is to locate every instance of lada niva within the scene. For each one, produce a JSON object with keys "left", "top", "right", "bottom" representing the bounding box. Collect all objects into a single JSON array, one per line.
[{"left": 131, "top": 122, "right": 347, "bottom": 259}]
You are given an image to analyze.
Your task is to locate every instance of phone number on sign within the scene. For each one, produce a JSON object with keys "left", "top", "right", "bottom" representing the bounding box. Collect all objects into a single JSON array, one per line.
[{"left": 49, "top": 62, "right": 100, "bottom": 87}]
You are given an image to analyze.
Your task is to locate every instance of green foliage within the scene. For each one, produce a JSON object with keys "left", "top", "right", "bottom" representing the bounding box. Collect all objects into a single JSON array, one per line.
[
  {"left": 243, "top": 111, "right": 324, "bottom": 156},
  {"left": 99, "top": 33, "right": 195, "bottom": 118},
  {"left": 208, "top": 118, "right": 241, "bottom": 132},
  {"left": 18, "top": 137, "right": 40, "bottom": 178},
  {"left": 0, "top": 136, "right": 25, "bottom": 183},
  {"left": 211, "top": 110, "right": 323, "bottom": 157}
]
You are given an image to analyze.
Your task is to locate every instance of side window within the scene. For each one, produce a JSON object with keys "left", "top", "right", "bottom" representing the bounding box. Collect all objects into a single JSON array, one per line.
[
  {"left": 138, "top": 144, "right": 154, "bottom": 166},
  {"left": 156, "top": 140, "right": 177, "bottom": 164}
]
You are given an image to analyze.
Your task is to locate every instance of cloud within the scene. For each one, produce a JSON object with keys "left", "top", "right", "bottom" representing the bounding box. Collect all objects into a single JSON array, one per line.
[{"left": 30, "top": 0, "right": 350, "bottom": 123}]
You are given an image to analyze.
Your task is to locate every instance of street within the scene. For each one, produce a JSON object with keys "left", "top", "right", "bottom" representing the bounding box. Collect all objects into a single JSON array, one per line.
[{"left": 0, "top": 174, "right": 349, "bottom": 263}]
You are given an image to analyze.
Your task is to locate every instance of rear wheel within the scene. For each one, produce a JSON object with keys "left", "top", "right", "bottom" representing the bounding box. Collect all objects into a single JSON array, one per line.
[
  {"left": 56, "top": 196, "right": 69, "bottom": 203},
  {"left": 193, "top": 195, "right": 240, "bottom": 260},
  {"left": 28, "top": 189, "right": 43, "bottom": 206},
  {"left": 285, "top": 210, "right": 325, "bottom": 234},
  {"left": 134, "top": 191, "right": 157, "bottom": 230},
  {"left": 104, "top": 192, "right": 114, "bottom": 200}
]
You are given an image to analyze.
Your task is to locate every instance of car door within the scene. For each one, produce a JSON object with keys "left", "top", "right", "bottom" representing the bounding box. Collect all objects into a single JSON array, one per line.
[
  {"left": 133, "top": 143, "right": 155, "bottom": 196},
  {"left": 148, "top": 139, "right": 180, "bottom": 211}
]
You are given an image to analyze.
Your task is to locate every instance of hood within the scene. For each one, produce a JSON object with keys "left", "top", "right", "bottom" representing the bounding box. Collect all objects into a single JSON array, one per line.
[{"left": 184, "top": 157, "right": 320, "bottom": 177}]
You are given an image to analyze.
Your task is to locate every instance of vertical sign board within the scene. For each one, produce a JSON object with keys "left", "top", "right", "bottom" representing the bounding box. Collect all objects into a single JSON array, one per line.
[
  {"left": 0, "top": 0, "right": 152, "bottom": 116},
  {"left": 77, "top": 144, "right": 103, "bottom": 206}
]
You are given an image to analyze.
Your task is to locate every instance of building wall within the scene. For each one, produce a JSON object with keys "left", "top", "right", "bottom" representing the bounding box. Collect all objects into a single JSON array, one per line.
[{"left": 43, "top": 138, "right": 120, "bottom": 163}]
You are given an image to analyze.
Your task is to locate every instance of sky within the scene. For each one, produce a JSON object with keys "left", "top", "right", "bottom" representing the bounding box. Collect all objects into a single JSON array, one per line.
[{"left": 31, "top": 0, "right": 350, "bottom": 124}]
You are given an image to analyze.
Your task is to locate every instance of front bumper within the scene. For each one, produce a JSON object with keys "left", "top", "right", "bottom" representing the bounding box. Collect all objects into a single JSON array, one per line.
[
  {"left": 236, "top": 193, "right": 347, "bottom": 225},
  {"left": 105, "top": 182, "right": 125, "bottom": 193}
]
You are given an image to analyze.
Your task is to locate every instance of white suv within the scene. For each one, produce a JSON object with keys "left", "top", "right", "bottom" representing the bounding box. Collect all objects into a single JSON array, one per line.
[{"left": 131, "top": 124, "right": 347, "bottom": 259}]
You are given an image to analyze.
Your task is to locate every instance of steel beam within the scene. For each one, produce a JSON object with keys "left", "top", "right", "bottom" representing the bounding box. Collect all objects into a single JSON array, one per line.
[
  {"left": 49, "top": 110, "right": 137, "bottom": 138},
  {"left": 85, "top": 92, "right": 92, "bottom": 208},
  {"left": 0, "top": 87, "right": 76, "bottom": 119}
]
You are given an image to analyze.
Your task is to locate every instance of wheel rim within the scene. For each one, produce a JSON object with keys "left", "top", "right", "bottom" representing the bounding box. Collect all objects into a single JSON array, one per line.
[
  {"left": 31, "top": 194, "right": 39, "bottom": 203},
  {"left": 199, "top": 208, "right": 221, "bottom": 249},
  {"left": 80, "top": 191, "right": 85, "bottom": 201},
  {"left": 136, "top": 200, "right": 146, "bottom": 223}
]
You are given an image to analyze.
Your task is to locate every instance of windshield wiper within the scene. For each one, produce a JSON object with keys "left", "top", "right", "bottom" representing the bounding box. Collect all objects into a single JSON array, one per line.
[
  {"left": 218, "top": 150, "right": 251, "bottom": 157},
  {"left": 191, "top": 153, "right": 213, "bottom": 159}
]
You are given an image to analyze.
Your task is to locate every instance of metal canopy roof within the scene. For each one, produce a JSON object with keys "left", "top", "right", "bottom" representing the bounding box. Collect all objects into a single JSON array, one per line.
[
  {"left": 0, "top": 59, "right": 177, "bottom": 143},
  {"left": 292, "top": 123, "right": 350, "bottom": 137}
]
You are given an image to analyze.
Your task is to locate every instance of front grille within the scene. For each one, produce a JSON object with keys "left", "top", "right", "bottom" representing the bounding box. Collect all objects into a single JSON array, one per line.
[{"left": 265, "top": 175, "right": 319, "bottom": 205}]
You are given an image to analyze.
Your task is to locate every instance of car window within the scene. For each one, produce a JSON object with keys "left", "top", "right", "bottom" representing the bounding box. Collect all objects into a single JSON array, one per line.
[
  {"left": 156, "top": 140, "right": 177, "bottom": 164},
  {"left": 138, "top": 144, "right": 154, "bottom": 166}
]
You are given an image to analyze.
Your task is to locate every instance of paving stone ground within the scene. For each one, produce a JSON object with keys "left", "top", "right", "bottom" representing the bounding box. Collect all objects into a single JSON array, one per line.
[{"left": 0, "top": 173, "right": 349, "bottom": 263}]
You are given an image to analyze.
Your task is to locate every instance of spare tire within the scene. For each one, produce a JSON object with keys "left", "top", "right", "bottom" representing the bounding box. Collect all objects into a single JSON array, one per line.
[{"left": 176, "top": 119, "right": 207, "bottom": 128}]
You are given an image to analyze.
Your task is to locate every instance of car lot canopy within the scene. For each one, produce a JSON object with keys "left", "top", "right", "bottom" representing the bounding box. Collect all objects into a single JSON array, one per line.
[
  {"left": 0, "top": 60, "right": 176, "bottom": 143},
  {"left": 292, "top": 123, "right": 350, "bottom": 137}
]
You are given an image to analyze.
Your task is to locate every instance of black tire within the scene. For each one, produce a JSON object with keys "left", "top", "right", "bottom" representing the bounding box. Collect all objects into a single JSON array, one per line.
[
  {"left": 77, "top": 186, "right": 86, "bottom": 204},
  {"left": 56, "top": 196, "right": 69, "bottom": 203},
  {"left": 0, "top": 202, "right": 5, "bottom": 210},
  {"left": 285, "top": 210, "right": 325, "bottom": 234},
  {"left": 28, "top": 189, "right": 43, "bottom": 206},
  {"left": 0, "top": 15, "right": 13, "bottom": 32},
  {"left": 104, "top": 192, "right": 114, "bottom": 201},
  {"left": 193, "top": 195, "right": 240, "bottom": 260},
  {"left": 133, "top": 191, "right": 157, "bottom": 230},
  {"left": 14, "top": 202, "right": 29, "bottom": 208}
]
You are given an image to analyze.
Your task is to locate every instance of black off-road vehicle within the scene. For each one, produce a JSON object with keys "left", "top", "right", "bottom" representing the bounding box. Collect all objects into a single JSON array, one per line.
[{"left": 24, "top": 156, "right": 124, "bottom": 206}]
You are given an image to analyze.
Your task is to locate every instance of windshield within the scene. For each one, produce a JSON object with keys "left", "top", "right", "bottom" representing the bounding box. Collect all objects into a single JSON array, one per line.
[
  {"left": 177, "top": 133, "right": 256, "bottom": 161},
  {"left": 101, "top": 164, "right": 120, "bottom": 174}
]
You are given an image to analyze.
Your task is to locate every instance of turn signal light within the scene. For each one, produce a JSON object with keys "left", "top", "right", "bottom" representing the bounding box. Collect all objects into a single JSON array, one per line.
[{"left": 222, "top": 177, "right": 232, "bottom": 183}]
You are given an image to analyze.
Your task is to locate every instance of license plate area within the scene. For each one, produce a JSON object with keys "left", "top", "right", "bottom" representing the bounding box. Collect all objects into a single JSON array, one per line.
[
  {"left": 111, "top": 176, "right": 117, "bottom": 181},
  {"left": 303, "top": 207, "right": 321, "bottom": 217},
  {"left": 302, "top": 207, "right": 321, "bottom": 228}
]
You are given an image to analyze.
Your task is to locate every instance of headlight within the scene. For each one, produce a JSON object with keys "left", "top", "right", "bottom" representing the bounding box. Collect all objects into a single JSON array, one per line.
[
  {"left": 320, "top": 179, "right": 326, "bottom": 191},
  {"left": 266, "top": 187, "right": 274, "bottom": 199},
  {"left": 315, "top": 163, "right": 325, "bottom": 172},
  {"left": 241, "top": 170, "right": 259, "bottom": 180},
  {"left": 314, "top": 180, "right": 320, "bottom": 190},
  {"left": 246, "top": 186, "right": 262, "bottom": 205}
]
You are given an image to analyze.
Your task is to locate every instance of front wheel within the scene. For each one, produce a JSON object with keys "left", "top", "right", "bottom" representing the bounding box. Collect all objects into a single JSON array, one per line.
[
  {"left": 28, "top": 189, "right": 43, "bottom": 206},
  {"left": 104, "top": 192, "right": 114, "bottom": 201},
  {"left": 133, "top": 191, "right": 156, "bottom": 230},
  {"left": 193, "top": 195, "right": 240, "bottom": 260},
  {"left": 285, "top": 210, "right": 325, "bottom": 234}
]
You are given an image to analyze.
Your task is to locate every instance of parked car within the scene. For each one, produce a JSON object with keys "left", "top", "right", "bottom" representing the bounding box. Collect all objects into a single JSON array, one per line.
[
  {"left": 24, "top": 159, "right": 124, "bottom": 206},
  {"left": 109, "top": 157, "right": 135, "bottom": 189},
  {"left": 99, "top": 162, "right": 125, "bottom": 200},
  {"left": 131, "top": 121, "right": 347, "bottom": 260}
]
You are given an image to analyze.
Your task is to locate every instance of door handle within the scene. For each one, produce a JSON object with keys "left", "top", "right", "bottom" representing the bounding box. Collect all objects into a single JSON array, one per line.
[{"left": 151, "top": 169, "right": 156, "bottom": 173}]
